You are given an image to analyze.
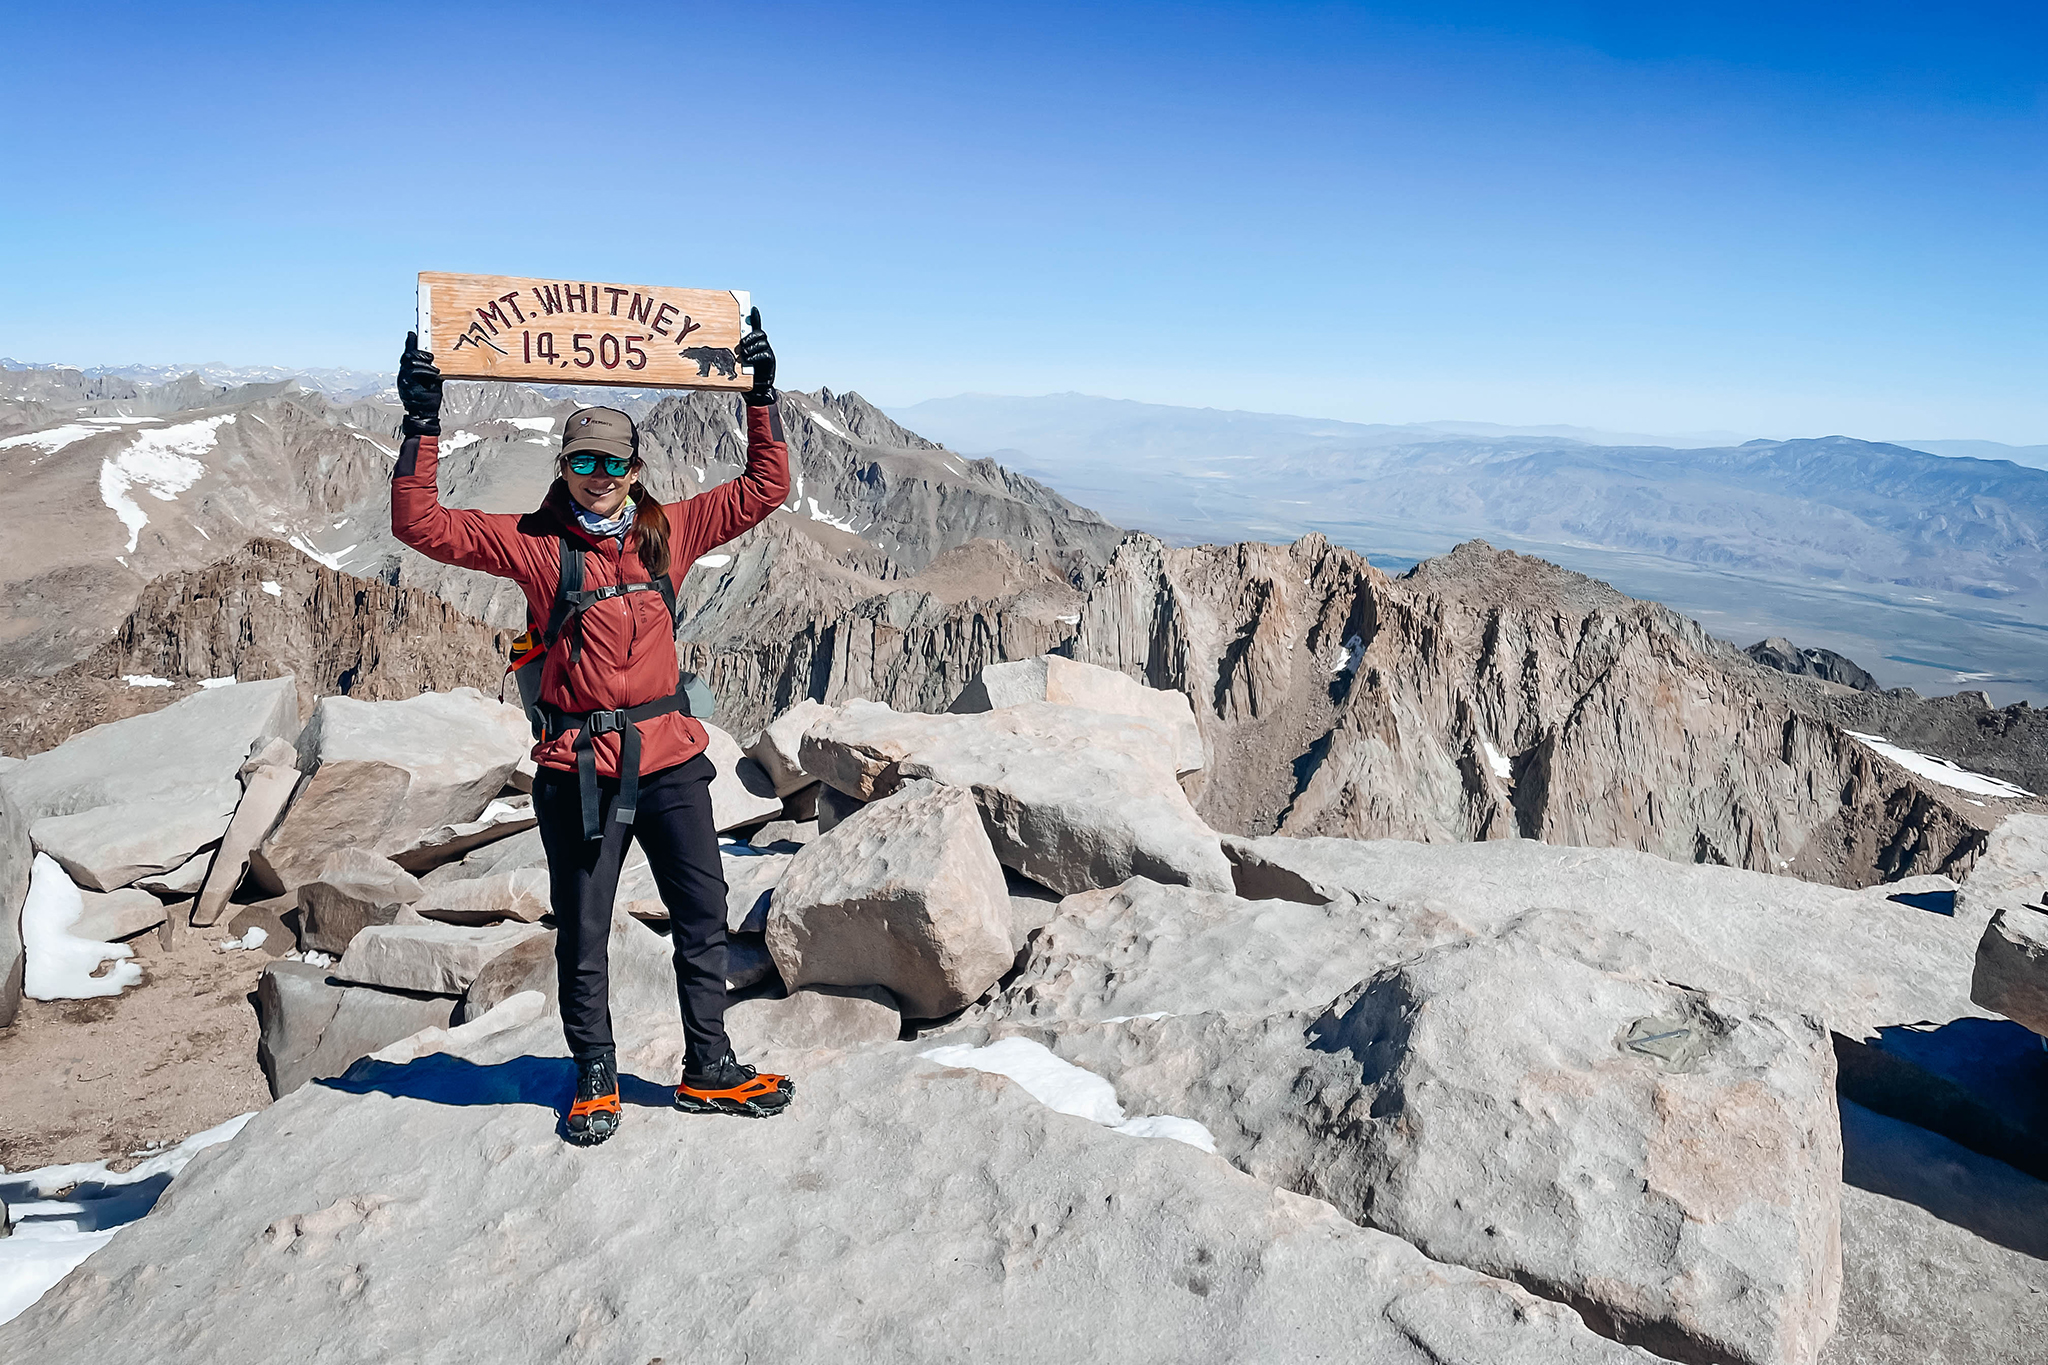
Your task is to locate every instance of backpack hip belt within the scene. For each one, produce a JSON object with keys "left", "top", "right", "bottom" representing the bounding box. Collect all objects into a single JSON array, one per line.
[
  {"left": 507, "top": 531, "right": 714, "bottom": 841},
  {"left": 541, "top": 691, "right": 694, "bottom": 840}
]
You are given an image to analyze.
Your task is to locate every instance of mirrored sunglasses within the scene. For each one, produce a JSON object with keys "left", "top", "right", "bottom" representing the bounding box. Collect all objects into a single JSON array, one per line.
[{"left": 566, "top": 452, "right": 634, "bottom": 477}]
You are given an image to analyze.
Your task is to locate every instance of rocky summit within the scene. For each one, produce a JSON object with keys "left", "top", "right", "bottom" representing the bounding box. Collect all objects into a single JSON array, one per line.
[{"left": 1, "top": 374, "right": 2045, "bottom": 1362}]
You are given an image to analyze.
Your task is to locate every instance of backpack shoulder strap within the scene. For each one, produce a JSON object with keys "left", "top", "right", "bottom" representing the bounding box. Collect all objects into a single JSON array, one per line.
[
  {"left": 653, "top": 571, "right": 680, "bottom": 629},
  {"left": 541, "top": 536, "right": 586, "bottom": 655}
]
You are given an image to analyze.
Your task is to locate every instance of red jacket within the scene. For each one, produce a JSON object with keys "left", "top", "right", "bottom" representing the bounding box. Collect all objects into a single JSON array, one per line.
[{"left": 391, "top": 403, "right": 791, "bottom": 777}]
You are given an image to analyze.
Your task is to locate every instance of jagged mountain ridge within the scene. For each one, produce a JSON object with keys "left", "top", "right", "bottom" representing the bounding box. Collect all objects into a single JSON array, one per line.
[
  {"left": 3, "top": 369, "right": 2039, "bottom": 895},
  {"left": 0, "top": 366, "right": 1117, "bottom": 675}
]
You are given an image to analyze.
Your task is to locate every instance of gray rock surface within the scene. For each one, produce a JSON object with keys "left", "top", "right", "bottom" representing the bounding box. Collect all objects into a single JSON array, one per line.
[
  {"left": 134, "top": 847, "right": 213, "bottom": 897},
  {"left": 388, "top": 797, "right": 536, "bottom": 873},
  {"left": 1822, "top": 1101, "right": 2048, "bottom": 1364},
  {"left": 333, "top": 921, "right": 548, "bottom": 996},
  {"left": 71, "top": 887, "right": 169, "bottom": 943},
  {"left": 0, "top": 674, "right": 297, "bottom": 1025},
  {"left": 1311, "top": 940, "right": 1842, "bottom": 1365},
  {"left": 704, "top": 722, "right": 784, "bottom": 832},
  {"left": 254, "top": 688, "right": 530, "bottom": 893},
  {"left": 295, "top": 849, "right": 425, "bottom": 958},
  {"left": 0, "top": 1019, "right": 1642, "bottom": 1365},
  {"left": 726, "top": 933, "right": 777, "bottom": 992},
  {"left": 802, "top": 700, "right": 1232, "bottom": 895},
  {"left": 1216, "top": 834, "right": 1989, "bottom": 1041},
  {"left": 254, "top": 960, "right": 343, "bottom": 1097},
  {"left": 951, "top": 654, "right": 1206, "bottom": 776},
  {"left": 30, "top": 798, "right": 236, "bottom": 891},
  {"left": 1973, "top": 906, "right": 2048, "bottom": 1038},
  {"left": 726, "top": 984, "right": 900, "bottom": 1052},
  {"left": 767, "top": 780, "right": 1013, "bottom": 1017},
  {"left": 459, "top": 929, "right": 557, "bottom": 1024},
  {"left": 815, "top": 782, "right": 865, "bottom": 833},
  {"left": 722, "top": 850, "right": 790, "bottom": 934},
  {"left": 1958, "top": 813, "right": 2048, "bottom": 919},
  {"left": 744, "top": 698, "right": 835, "bottom": 795},
  {"left": 254, "top": 959, "right": 458, "bottom": 1098},
  {"left": 412, "top": 868, "right": 550, "bottom": 925},
  {"left": 193, "top": 762, "right": 298, "bottom": 926}
]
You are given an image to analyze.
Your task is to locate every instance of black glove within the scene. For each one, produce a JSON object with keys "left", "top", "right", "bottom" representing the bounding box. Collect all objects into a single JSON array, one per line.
[
  {"left": 398, "top": 330, "right": 443, "bottom": 437},
  {"left": 736, "top": 307, "right": 776, "bottom": 407}
]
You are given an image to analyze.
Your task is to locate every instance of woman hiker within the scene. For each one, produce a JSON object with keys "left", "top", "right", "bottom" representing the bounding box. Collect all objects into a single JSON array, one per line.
[{"left": 390, "top": 313, "right": 794, "bottom": 1145}]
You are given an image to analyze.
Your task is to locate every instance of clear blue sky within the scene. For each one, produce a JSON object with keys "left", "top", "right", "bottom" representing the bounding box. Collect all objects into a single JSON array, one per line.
[{"left": 2, "top": 2, "right": 2042, "bottom": 440}]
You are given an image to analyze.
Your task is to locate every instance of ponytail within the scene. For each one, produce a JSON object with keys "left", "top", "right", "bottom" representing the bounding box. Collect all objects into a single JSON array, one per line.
[{"left": 628, "top": 481, "right": 671, "bottom": 578}]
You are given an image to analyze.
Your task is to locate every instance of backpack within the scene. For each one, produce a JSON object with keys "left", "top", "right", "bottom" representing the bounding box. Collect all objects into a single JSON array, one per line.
[{"left": 505, "top": 534, "right": 714, "bottom": 744}]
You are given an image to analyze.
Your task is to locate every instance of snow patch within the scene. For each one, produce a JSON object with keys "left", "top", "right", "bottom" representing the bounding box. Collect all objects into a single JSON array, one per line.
[
  {"left": 0, "top": 424, "right": 113, "bottom": 454},
  {"left": 1331, "top": 633, "right": 1364, "bottom": 676},
  {"left": 120, "top": 674, "right": 173, "bottom": 688},
  {"left": 214, "top": 926, "right": 268, "bottom": 952},
  {"left": 0, "top": 1112, "right": 254, "bottom": 1326},
  {"left": 1482, "top": 739, "right": 1513, "bottom": 782},
  {"left": 286, "top": 535, "right": 347, "bottom": 571},
  {"left": 693, "top": 553, "right": 732, "bottom": 569},
  {"left": 805, "top": 497, "right": 858, "bottom": 534},
  {"left": 198, "top": 676, "right": 237, "bottom": 689},
  {"left": 806, "top": 409, "right": 850, "bottom": 440},
  {"left": 1055, "top": 614, "right": 1080, "bottom": 625},
  {"left": 505, "top": 416, "right": 555, "bottom": 432},
  {"left": 1842, "top": 731, "right": 2035, "bottom": 799},
  {"left": 260, "top": 580, "right": 281, "bottom": 598},
  {"left": 921, "top": 1037, "right": 1218, "bottom": 1153},
  {"left": 99, "top": 415, "right": 233, "bottom": 552},
  {"left": 440, "top": 431, "right": 483, "bottom": 452},
  {"left": 352, "top": 432, "right": 396, "bottom": 458},
  {"left": 20, "top": 854, "right": 143, "bottom": 1001}
]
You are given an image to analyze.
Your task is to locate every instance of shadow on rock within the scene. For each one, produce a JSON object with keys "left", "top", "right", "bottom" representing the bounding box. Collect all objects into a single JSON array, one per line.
[
  {"left": 319, "top": 1052, "right": 676, "bottom": 1115},
  {"left": 1842, "top": 1098, "right": 2048, "bottom": 1260}
]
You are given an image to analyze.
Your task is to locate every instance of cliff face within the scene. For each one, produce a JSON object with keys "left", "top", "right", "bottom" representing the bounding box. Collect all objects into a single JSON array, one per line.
[
  {"left": 5, "top": 363, "right": 2031, "bottom": 891},
  {"left": 0, "top": 538, "right": 512, "bottom": 754},
  {"left": 675, "top": 530, "right": 2022, "bottom": 889}
]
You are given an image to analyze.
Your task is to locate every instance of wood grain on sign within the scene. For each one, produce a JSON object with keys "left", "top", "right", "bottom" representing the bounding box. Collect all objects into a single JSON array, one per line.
[{"left": 418, "top": 272, "right": 753, "bottom": 391}]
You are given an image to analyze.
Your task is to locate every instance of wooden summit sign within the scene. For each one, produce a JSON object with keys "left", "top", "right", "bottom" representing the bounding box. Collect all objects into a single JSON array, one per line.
[{"left": 418, "top": 271, "right": 753, "bottom": 391}]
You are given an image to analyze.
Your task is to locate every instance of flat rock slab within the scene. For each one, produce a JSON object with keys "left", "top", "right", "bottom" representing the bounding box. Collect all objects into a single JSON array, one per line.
[
  {"left": 72, "top": 887, "right": 170, "bottom": 943},
  {"left": 802, "top": 699, "right": 1231, "bottom": 895},
  {"left": 255, "top": 688, "right": 531, "bottom": 893},
  {"left": 768, "top": 780, "right": 1014, "bottom": 1017},
  {"left": 334, "top": 921, "right": 548, "bottom": 995},
  {"left": 1220, "top": 834, "right": 1991, "bottom": 1041},
  {"left": 727, "top": 984, "right": 900, "bottom": 1052},
  {"left": 30, "top": 798, "right": 236, "bottom": 892},
  {"left": 1958, "top": 812, "right": 2048, "bottom": 919},
  {"left": 255, "top": 959, "right": 458, "bottom": 1098},
  {"left": 0, "top": 1027, "right": 1643, "bottom": 1365},
  {"left": 722, "top": 849, "right": 791, "bottom": 934},
  {"left": 1973, "top": 906, "right": 2048, "bottom": 1038},
  {"left": 744, "top": 698, "right": 834, "bottom": 796},
  {"left": 951, "top": 654, "right": 1206, "bottom": 776},
  {"left": 1320, "top": 940, "right": 1842, "bottom": 1365},
  {"left": 390, "top": 797, "right": 537, "bottom": 874},
  {"left": 136, "top": 847, "right": 214, "bottom": 897},
  {"left": 194, "top": 763, "right": 299, "bottom": 926},
  {"left": 413, "top": 868, "right": 550, "bottom": 926},
  {"left": 295, "top": 849, "right": 424, "bottom": 958},
  {"left": 704, "top": 722, "right": 784, "bottom": 831},
  {"left": 1037, "top": 940, "right": 1845, "bottom": 1365}
]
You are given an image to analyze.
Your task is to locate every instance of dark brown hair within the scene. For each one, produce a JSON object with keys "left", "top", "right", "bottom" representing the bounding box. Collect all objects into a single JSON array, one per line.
[{"left": 628, "top": 480, "right": 670, "bottom": 578}]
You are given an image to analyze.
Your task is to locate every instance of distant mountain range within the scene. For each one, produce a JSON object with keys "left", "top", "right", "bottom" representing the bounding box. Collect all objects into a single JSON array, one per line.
[
  {"left": 0, "top": 357, "right": 394, "bottom": 402},
  {"left": 890, "top": 392, "right": 2048, "bottom": 705}
]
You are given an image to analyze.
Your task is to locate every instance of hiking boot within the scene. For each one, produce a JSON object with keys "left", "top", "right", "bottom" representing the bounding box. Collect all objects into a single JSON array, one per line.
[
  {"left": 565, "top": 1054, "right": 621, "bottom": 1146},
  {"left": 675, "top": 1051, "right": 793, "bottom": 1118}
]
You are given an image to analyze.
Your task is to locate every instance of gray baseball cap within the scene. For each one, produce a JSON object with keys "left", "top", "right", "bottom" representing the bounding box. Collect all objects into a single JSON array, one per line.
[{"left": 561, "top": 407, "right": 637, "bottom": 461}]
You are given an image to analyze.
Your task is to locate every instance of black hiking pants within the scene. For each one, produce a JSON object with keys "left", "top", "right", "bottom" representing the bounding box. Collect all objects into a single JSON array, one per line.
[{"left": 532, "top": 753, "right": 730, "bottom": 1073}]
